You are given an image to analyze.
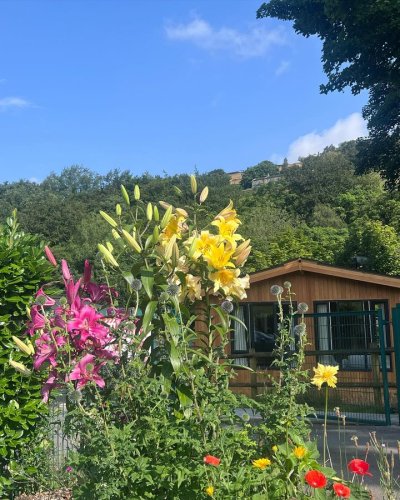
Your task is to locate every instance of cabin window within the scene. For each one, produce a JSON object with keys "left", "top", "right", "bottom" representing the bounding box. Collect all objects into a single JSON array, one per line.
[
  {"left": 233, "top": 302, "right": 294, "bottom": 369},
  {"left": 314, "top": 300, "right": 390, "bottom": 370}
]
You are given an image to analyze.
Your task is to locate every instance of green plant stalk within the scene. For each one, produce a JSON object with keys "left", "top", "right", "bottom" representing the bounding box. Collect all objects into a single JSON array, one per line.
[
  {"left": 337, "top": 413, "right": 343, "bottom": 478},
  {"left": 323, "top": 385, "right": 328, "bottom": 465}
]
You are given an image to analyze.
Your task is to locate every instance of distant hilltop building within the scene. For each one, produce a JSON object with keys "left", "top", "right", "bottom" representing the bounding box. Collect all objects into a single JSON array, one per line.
[
  {"left": 227, "top": 171, "right": 243, "bottom": 185},
  {"left": 227, "top": 161, "right": 302, "bottom": 188}
]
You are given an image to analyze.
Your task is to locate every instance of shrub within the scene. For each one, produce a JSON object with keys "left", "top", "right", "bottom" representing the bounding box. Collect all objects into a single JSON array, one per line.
[{"left": 0, "top": 211, "right": 56, "bottom": 494}]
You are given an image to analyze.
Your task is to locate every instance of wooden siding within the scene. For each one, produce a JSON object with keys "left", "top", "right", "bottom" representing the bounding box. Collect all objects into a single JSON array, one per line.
[{"left": 230, "top": 269, "right": 400, "bottom": 398}]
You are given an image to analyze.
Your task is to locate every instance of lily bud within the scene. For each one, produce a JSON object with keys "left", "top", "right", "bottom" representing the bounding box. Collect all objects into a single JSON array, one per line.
[
  {"left": 121, "top": 184, "right": 130, "bottom": 206},
  {"left": 159, "top": 201, "right": 172, "bottom": 211},
  {"left": 106, "top": 241, "right": 114, "bottom": 252},
  {"left": 145, "top": 235, "right": 153, "bottom": 250},
  {"left": 199, "top": 186, "right": 209, "bottom": 204},
  {"left": 122, "top": 230, "right": 142, "bottom": 253},
  {"left": 173, "top": 186, "right": 183, "bottom": 196},
  {"left": 164, "top": 235, "right": 177, "bottom": 261},
  {"left": 12, "top": 336, "right": 34, "bottom": 356},
  {"left": 134, "top": 184, "right": 140, "bottom": 201},
  {"left": 160, "top": 205, "right": 173, "bottom": 229},
  {"left": 154, "top": 205, "right": 160, "bottom": 221},
  {"left": 190, "top": 174, "right": 197, "bottom": 194},
  {"left": 171, "top": 242, "right": 180, "bottom": 267},
  {"left": 98, "top": 244, "right": 119, "bottom": 267},
  {"left": 175, "top": 208, "right": 188, "bottom": 218},
  {"left": 146, "top": 203, "right": 153, "bottom": 221},
  {"left": 44, "top": 246, "right": 57, "bottom": 267},
  {"left": 100, "top": 211, "right": 118, "bottom": 228},
  {"left": 153, "top": 226, "right": 160, "bottom": 243},
  {"left": 235, "top": 245, "right": 251, "bottom": 266},
  {"left": 9, "top": 360, "right": 31, "bottom": 376},
  {"left": 116, "top": 204, "right": 122, "bottom": 216},
  {"left": 112, "top": 229, "right": 121, "bottom": 240}
]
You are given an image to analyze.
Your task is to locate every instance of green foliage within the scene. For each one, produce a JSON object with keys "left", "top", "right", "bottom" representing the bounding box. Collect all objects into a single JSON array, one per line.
[
  {"left": 257, "top": 0, "right": 400, "bottom": 187},
  {"left": 0, "top": 211, "right": 55, "bottom": 494},
  {"left": 281, "top": 150, "right": 356, "bottom": 220},
  {"left": 7, "top": 418, "right": 72, "bottom": 496},
  {"left": 240, "top": 160, "right": 279, "bottom": 189},
  {"left": 340, "top": 219, "right": 400, "bottom": 275}
]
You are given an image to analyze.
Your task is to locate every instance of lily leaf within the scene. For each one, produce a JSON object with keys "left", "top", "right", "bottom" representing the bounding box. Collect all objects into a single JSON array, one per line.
[
  {"left": 142, "top": 301, "right": 157, "bottom": 334},
  {"left": 141, "top": 268, "right": 154, "bottom": 299}
]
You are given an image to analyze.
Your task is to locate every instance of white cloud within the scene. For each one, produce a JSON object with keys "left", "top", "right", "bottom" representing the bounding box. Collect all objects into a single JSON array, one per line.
[
  {"left": 275, "top": 60, "right": 290, "bottom": 76},
  {"left": 0, "top": 97, "right": 31, "bottom": 110},
  {"left": 286, "top": 113, "right": 368, "bottom": 162},
  {"left": 165, "top": 17, "right": 285, "bottom": 58}
]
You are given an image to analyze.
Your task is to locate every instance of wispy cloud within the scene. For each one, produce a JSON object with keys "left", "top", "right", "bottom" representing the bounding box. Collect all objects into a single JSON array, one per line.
[
  {"left": 165, "top": 17, "right": 286, "bottom": 58},
  {"left": 275, "top": 60, "right": 290, "bottom": 76},
  {"left": 0, "top": 97, "right": 32, "bottom": 111},
  {"left": 284, "top": 113, "right": 367, "bottom": 162}
]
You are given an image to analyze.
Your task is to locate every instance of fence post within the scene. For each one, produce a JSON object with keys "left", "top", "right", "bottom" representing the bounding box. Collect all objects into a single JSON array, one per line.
[
  {"left": 377, "top": 309, "right": 391, "bottom": 425},
  {"left": 370, "top": 341, "right": 382, "bottom": 409},
  {"left": 392, "top": 305, "right": 400, "bottom": 423}
]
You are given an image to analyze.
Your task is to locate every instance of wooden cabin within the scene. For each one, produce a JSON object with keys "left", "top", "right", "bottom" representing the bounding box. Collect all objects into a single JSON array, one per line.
[{"left": 229, "top": 258, "right": 400, "bottom": 417}]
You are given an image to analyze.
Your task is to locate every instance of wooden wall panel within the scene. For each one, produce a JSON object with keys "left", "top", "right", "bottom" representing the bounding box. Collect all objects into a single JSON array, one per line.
[{"left": 231, "top": 269, "right": 400, "bottom": 395}]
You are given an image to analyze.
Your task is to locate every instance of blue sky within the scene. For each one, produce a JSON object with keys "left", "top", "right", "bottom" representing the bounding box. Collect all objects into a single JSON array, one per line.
[{"left": 0, "top": 0, "right": 367, "bottom": 183}]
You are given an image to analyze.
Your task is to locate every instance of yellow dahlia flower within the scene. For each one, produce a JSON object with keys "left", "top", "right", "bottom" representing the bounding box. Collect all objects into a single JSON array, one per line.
[
  {"left": 252, "top": 458, "right": 271, "bottom": 470},
  {"left": 312, "top": 363, "right": 339, "bottom": 389}
]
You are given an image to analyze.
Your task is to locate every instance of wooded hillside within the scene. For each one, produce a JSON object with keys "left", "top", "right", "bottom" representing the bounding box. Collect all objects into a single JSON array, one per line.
[{"left": 2, "top": 141, "right": 399, "bottom": 276}]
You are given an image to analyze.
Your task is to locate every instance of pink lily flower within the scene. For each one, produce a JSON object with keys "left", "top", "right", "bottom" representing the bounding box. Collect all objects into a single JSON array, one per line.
[
  {"left": 94, "top": 347, "right": 119, "bottom": 360},
  {"left": 67, "top": 305, "right": 109, "bottom": 344},
  {"left": 41, "top": 370, "right": 59, "bottom": 403},
  {"left": 33, "top": 333, "right": 66, "bottom": 370},
  {"left": 35, "top": 288, "right": 56, "bottom": 307},
  {"left": 27, "top": 306, "right": 46, "bottom": 335},
  {"left": 66, "top": 278, "right": 82, "bottom": 310},
  {"left": 68, "top": 354, "right": 105, "bottom": 389}
]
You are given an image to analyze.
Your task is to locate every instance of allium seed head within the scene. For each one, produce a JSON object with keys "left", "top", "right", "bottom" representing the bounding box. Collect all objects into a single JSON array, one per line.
[
  {"left": 221, "top": 300, "right": 234, "bottom": 313},
  {"left": 283, "top": 281, "right": 291, "bottom": 289},
  {"left": 132, "top": 279, "right": 142, "bottom": 291},
  {"left": 167, "top": 284, "right": 180, "bottom": 296},
  {"left": 270, "top": 285, "right": 283, "bottom": 296},
  {"left": 35, "top": 295, "right": 47, "bottom": 306},
  {"left": 297, "top": 302, "right": 309, "bottom": 313},
  {"left": 294, "top": 323, "right": 306, "bottom": 335},
  {"left": 68, "top": 389, "right": 82, "bottom": 403}
]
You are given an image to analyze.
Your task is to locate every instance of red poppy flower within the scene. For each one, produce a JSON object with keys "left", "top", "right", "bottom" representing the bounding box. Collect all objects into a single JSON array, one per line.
[
  {"left": 348, "top": 458, "right": 372, "bottom": 476},
  {"left": 203, "top": 455, "right": 221, "bottom": 466},
  {"left": 333, "top": 482, "right": 351, "bottom": 498},
  {"left": 305, "top": 470, "right": 327, "bottom": 489}
]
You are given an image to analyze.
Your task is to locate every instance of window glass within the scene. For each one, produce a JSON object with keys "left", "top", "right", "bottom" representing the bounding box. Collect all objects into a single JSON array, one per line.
[{"left": 252, "top": 303, "right": 275, "bottom": 353}]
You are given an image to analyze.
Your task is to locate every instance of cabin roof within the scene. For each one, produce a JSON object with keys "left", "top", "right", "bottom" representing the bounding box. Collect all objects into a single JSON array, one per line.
[{"left": 249, "top": 258, "right": 400, "bottom": 289}]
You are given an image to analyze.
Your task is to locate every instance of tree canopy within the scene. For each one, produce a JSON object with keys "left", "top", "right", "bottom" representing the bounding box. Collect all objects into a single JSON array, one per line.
[
  {"left": 257, "top": 0, "right": 400, "bottom": 188},
  {"left": 1, "top": 141, "right": 399, "bottom": 275}
]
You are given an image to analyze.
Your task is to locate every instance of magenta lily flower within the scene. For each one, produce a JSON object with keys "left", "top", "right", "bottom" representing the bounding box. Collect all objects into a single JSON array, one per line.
[
  {"left": 68, "top": 305, "right": 109, "bottom": 344},
  {"left": 27, "top": 306, "right": 46, "bottom": 335},
  {"left": 34, "top": 333, "right": 66, "bottom": 370},
  {"left": 68, "top": 354, "right": 105, "bottom": 389},
  {"left": 35, "top": 288, "right": 56, "bottom": 306},
  {"left": 41, "top": 370, "right": 59, "bottom": 403}
]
